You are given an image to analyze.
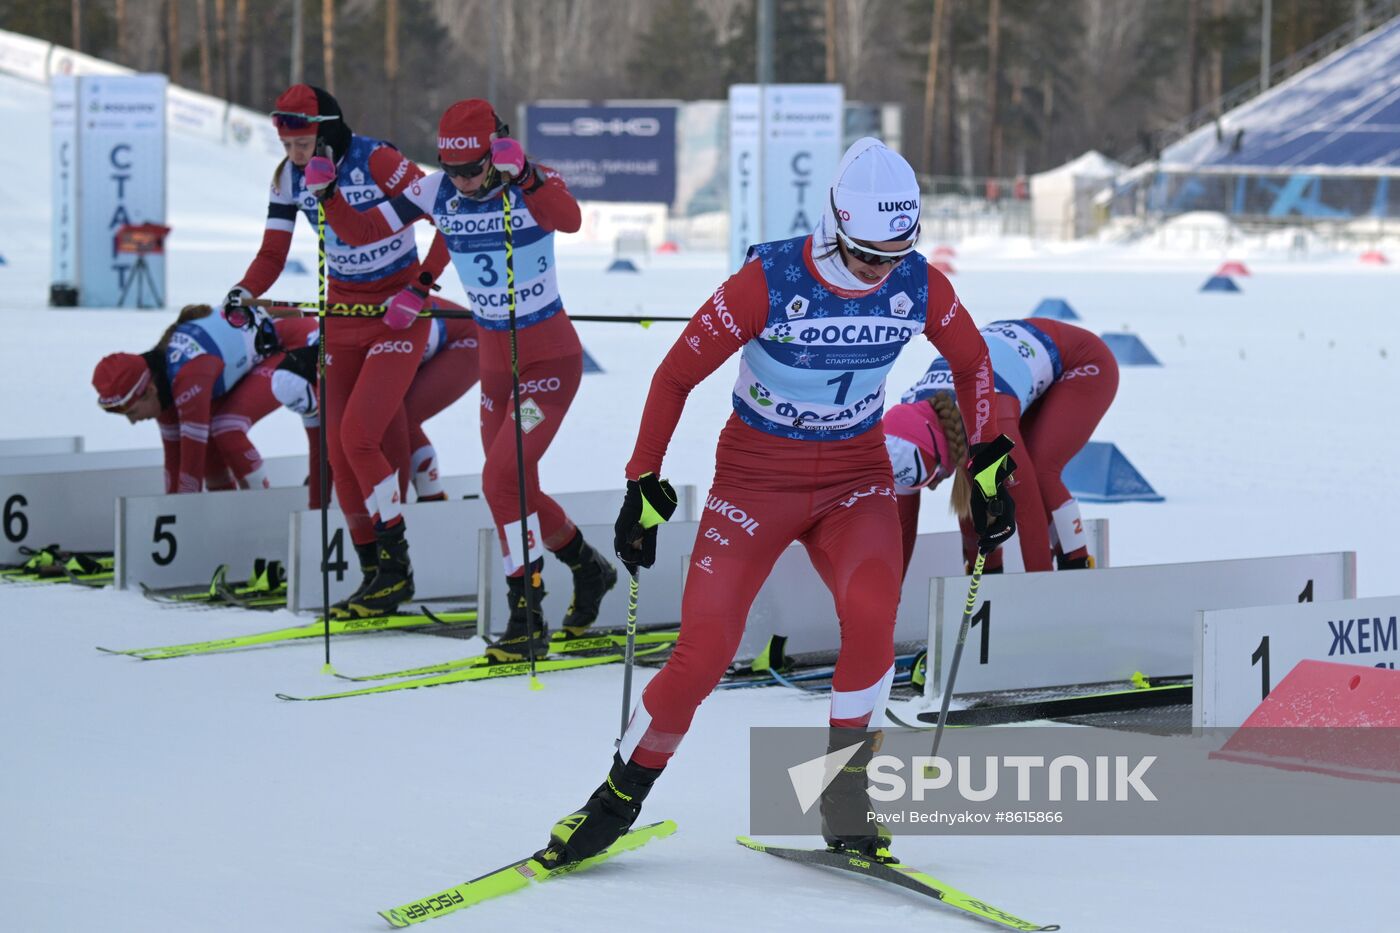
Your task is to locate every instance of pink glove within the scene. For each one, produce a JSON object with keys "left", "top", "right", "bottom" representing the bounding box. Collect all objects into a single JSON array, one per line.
[
  {"left": 384, "top": 286, "right": 426, "bottom": 331},
  {"left": 491, "top": 138, "right": 528, "bottom": 180},
  {"left": 304, "top": 156, "right": 337, "bottom": 200}
]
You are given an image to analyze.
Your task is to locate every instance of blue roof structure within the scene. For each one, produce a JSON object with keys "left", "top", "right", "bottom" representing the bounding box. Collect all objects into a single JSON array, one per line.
[{"left": 1162, "top": 18, "right": 1400, "bottom": 172}]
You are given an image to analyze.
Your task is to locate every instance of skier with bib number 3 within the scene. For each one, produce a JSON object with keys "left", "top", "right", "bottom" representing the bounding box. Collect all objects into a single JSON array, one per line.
[{"left": 536, "top": 139, "right": 1016, "bottom": 867}]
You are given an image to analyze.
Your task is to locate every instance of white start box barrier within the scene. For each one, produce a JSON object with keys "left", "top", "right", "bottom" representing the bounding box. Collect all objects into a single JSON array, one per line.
[
  {"left": 475, "top": 486, "right": 699, "bottom": 637},
  {"left": 289, "top": 484, "right": 668, "bottom": 615},
  {"left": 1, "top": 452, "right": 305, "bottom": 564},
  {"left": 731, "top": 520, "right": 1110, "bottom": 664},
  {"left": 0, "top": 436, "right": 84, "bottom": 458},
  {"left": 284, "top": 476, "right": 483, "bottom": 612},
  {"left": 923, "top": 551, "right": 1356, "bottom": 701},
  {"left": 477, "top": 521, "right": 697, "bottom": 639},
  {"left": 116, "top": 486, "right": 311, "bottom": 591},
  {"left": 1194, "top": 587, "right": 1393, "bottom": 728}
]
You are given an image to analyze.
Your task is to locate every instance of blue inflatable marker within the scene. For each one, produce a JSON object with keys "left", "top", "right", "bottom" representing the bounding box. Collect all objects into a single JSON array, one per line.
[
  {"left": 607, "top": 258, "right": 639, "bottom": 273},
  {"left": 0, "top": 253, "right": 7, "bottom": 265},
  {"left": 1063, "top": 442, "right": 1164, "bottom": 503},
  {"left": 1031, "top": 298, "right": 1079, "bottom": 320},
  {"left": 1200, "top": 274, "right": 1240, "bottom": 292},
  {"left": 1100, "top": 332, "right": 1161, "bottom": 366},
  {"left": 582, "top": 347, "right": 604, "bottom": 374},
  {"left": 285, "top": 259, "right": 310, "bottom": 275}
]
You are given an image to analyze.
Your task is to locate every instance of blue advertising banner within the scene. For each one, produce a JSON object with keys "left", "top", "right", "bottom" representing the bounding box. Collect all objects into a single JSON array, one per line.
[{"left": 524, "top": 105, "right": 676, "bottom": 205}]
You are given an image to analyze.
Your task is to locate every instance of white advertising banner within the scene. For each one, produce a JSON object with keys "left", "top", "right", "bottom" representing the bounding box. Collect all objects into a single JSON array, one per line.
[
  {"left": 0, "top": 30, "right": 52, "bottom": 82},
  {"left": 727, "top": 84, "right": 843, "bottom": 272},
  {"left": 727, "top": 85, "right": 761, "bottom": 272},
  {"left": 74, "top": 74, "right": 167, "bottom": 307},
  {"left": 226, "top": 103, "right": 286, "bottom": 158},
  {"left": 50, "top": 75, "right": 79, "bottom": 288},
  {"left": 166, "top": 85, "right": 227, "bottom": 143}
]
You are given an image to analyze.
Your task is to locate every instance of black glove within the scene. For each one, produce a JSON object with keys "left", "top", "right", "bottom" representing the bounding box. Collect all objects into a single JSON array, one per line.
[
  {"left": 614, "top": 473, "right": 678, "bottom": 574},
  {"left": 966, "top": 434, "right": 1017, "bottom": 555},
  {"left": 277, "top": 344, "right": 319, "bottom": 382}
]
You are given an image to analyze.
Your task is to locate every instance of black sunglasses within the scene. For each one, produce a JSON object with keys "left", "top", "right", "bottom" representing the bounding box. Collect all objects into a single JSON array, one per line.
[{"left": 439, "top": 153, "right": 492, "bottom": 180}]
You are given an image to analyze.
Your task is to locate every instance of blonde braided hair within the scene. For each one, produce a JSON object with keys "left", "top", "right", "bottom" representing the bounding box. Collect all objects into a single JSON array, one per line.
[{"left": 927, "top": 391, "right": 972, "bottom": 522}]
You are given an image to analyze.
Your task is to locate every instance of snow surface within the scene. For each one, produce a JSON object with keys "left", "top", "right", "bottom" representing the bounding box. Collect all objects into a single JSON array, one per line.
[{"left": 2, "top": 71, "right": 1399, "bottom": 932}]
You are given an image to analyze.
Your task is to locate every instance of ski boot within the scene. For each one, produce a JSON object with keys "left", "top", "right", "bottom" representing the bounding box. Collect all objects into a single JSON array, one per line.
[
  {"left": 536, "top": 753, "right": 663, "bottom": 869},
  {"left": 344, "top": 522, "right": 415, "bottom": 618},
  {"left": 1056, "top": 550, "right": 1095, "bottom": 570},
  {"left": 556, "top": 533, "right": 619, "bottom": 637},
  {"left": 328, "top": 541, "right": 379, "bottom": 619},
  {"left": 820, "top": 728, "right": 896, "bottom": 863},
  {"left": 486, "top": 560, "right": 548, "bottom": 662}
]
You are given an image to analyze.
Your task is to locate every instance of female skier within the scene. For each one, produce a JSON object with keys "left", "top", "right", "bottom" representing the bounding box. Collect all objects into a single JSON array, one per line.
[
  {"left": 406, "top": 317, "right": 480, "bottom": 501},
  {"left": 536, "top": 138, "right": 1016, "bottom": 867},
  {"left": 308, "top": 98, "right": 616, "bottom": 659},
  {"left": 225, "top": 83, "right": 458, "bottom": 618},
  {"left": 883, "top": 318, "right": 1118, "bottom": 573},
  {"left": 92, "top": 306, "right": 323, "bottom": 503}
]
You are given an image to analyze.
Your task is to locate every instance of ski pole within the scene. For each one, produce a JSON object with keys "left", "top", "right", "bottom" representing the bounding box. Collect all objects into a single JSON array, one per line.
[
  {"left": 316, "top": 203, "right": 334, "bottom": 674},
  {"left": 619, "top": 571, "right": 640, "bottom": 742},
  {"left": 502, "top": 186, "right": 543, "bottom": 692},
  {"left": 928, "top": 551, "right": 986, "bottom": 764},
  {"left": 255, "top": 299, "right": 690, "bottom": 326}
]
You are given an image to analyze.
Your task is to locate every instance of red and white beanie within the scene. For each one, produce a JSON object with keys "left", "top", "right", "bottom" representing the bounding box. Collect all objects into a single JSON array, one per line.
[{"left": 93, "top": 353, "right": 152, "bottom": 411}]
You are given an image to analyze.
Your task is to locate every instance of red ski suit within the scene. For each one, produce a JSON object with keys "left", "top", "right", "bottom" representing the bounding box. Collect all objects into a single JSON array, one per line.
[
  {"left": 156, "top": 317, "right": 324, "bottom": 505},
  {"left": 618, "top": 241, "right": 993, "bottom": 770},
  {"left": 896, "top": 319, "right": 1119, "bottom": 573},
  {"left": 237, "top": 145, "right": 452, "bottom": 544},
  {"left": 321, "top": 167, "right": 584, "bottom": 569}
]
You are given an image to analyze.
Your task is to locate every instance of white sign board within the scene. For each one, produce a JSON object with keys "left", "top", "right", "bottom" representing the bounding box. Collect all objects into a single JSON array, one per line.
[
  {"left": 925, "top": 552, "right": 1356, "bottom": 700},
  {"left": 74, "top": 74, "right": 168, "bottom": 307},
  {"left": 116, "top": 486, "right": 309, "bottom": 590},
  {"left": 1194, "top": 591, "right": 1397, "bottom": 727},
  {"left": 728, "top": 84, "right": 843, "bottom": 272}
]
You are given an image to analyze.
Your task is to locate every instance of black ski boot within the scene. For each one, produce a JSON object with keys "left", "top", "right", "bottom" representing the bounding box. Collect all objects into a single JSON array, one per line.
[
  {"left": 555, "top": 532, "right": 619, "bottom": 636},
  {"left": 820, "top": 728, "right": 896, "bottom": 863},
  {"left": 536, "top": 754, "right": 664, "bottom": 869},
  {"left": 486, "top": 560, "right": 547, "bottom": 662},
  {"left": 345, "top": 522, "right": 415, "bottom": 618},
  {"left": 329, "top": 541, "right": 378, "bottom": 620}
]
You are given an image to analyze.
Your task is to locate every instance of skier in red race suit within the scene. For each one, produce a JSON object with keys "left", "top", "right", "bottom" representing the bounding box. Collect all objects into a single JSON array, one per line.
[
  {"left": 310, "top": 99, "right": 617, "bottom": 661},
  {"left": 406, "top": 317, "right": 480, "bottom": 501},
  {"left": 227, "top": 84, "right": 470, "bottom": 618},
  {"left": 536, "top": 139, "right": 1016, "bottom": 867},
  {"left": 92, "top": 308, "right": 325, "bottom": 505},
  {"left": 883, "top": 318, "right": 1118, "bottom": 574}
]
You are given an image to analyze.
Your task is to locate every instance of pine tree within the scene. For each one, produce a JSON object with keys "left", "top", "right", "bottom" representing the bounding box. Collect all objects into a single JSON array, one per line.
[{"left": 627, "top": 0, "right": 725, "bottom": 100}]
